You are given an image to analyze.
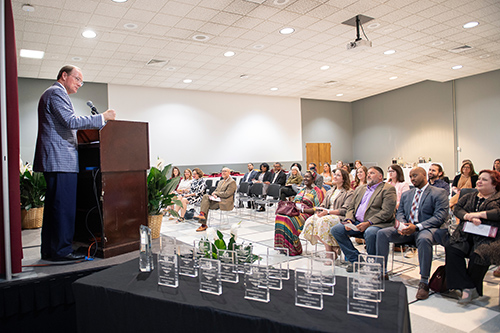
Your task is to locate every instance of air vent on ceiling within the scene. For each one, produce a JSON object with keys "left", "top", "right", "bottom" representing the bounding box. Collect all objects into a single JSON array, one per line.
[
  {"left": 448, "top": 45, "right": 473, "bottom": 53},
  {"left": 146, "top": 59, "right": 169, "bottom": 67}
]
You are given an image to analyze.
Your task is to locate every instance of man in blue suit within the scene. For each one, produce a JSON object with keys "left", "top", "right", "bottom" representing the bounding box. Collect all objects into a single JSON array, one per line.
[
  {"left": 376, "top": 167, "right": 449, "bottom": 300},
  {"left": 34, "top": 65, "right": 116, "bottom": 261}
]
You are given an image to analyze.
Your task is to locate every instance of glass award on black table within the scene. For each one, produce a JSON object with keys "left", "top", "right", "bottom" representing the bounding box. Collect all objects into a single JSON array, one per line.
[
  {"left": 217, "top": 249, "right": 238, "bottom": 283},
  {"left": 244, "top": 263, "right": 270, "bottom": 303},
  {"left": 158, "top": 234, "right": 178, "bottom": 287},
  {"left": 199, "top": 258, "right": 222, "bottom": 295},
  {"left": 294, "top": 268, "right": 323, "bottom": 310},
  {"left": 178, "top": 241, "right": 197, "bottom": 277}
]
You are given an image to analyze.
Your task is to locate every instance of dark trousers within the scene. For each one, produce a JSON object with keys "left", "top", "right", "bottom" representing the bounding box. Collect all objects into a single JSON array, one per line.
[
  {"left": 41, "top": 172, "right": 78, "bottom": 258},
  {"left": 445, "top": 238, "right": 489, "bottom": 295},
  {"left": 280, "top": 186, "right": 296, "bottom": 201}
]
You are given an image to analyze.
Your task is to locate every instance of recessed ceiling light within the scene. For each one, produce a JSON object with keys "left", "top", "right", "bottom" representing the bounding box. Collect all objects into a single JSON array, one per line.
[
  {"left": 479, "top": 54, "right": 490, "bottom": 59},
  {"left": 452, "top": 65, "right": 463, "bottom": 70},
  {"left": 253, "top": 44, "right": 265, "bottom": 49},
  {"left": 270, "top": 87, "right": 278, "bottom": 91},
  {"left": 166, "top": 67, "right": 177, "bottom": 71},
  {"left": 463, "top": 21, "right": 479, "bottom": 29},
  {"left": 336, "top": 93, "right": 344, "bottom": 97},
  {"left": 279, "top": 27, "right": 295, "bottom": 35},
  {"left": 384, "top": 50, "right": 396, "bottom": 55},
  {"left": 82, "top": 30, "right": 96, "bottom": 38},
  {"left": 274, "top": 0, "right": 290, "bottom": 5},
  {"left": 112, "top": 0, "right": 128, "bottom": 2},
  {"left": 71, "top": 56, "right": 82, "bottom": 61},
  {"left": 320, "top": 65, "right": 330, "bottom": 70},
  {"left": 183, "top": 79, "right": 193, "bottom": 83},
  {"left": 22, "top": 4, "right": 35, "bottom": 12},
  {"left": 124, "top": 23, "right": 138, "bottom": 30},
  {"left": 224, "top": 51, "right": 235, "bottom": 57},
  {"left": 192, "top": 34, "right": 209, "bottom": 41},
  {"left": 20, "top": 49, "right": 44, "bottom": 59},
  {"left": 432, "top": 40, "right": 444, "bottom": 46},
  {"left": 389, "top": 76, "right": 398, "bottom": 80},
  {"left": 374, "top": 65, "right": 386, "bottom": 69},
  {"left": 367, "top": 23, "right": 380, "bottom": 29},
  {"left": 240, "top": 74, "right": 249, "bottom": 79}
]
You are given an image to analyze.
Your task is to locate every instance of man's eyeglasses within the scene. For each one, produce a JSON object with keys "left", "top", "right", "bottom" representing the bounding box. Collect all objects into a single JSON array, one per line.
[{"left": 69, "top": 74, "right": 84, "bottom": 86}]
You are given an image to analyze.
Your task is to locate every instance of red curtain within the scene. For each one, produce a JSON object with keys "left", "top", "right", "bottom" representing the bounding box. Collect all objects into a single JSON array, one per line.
[{"left": 0, "top": 0, "right": 22, "bottom": 275}]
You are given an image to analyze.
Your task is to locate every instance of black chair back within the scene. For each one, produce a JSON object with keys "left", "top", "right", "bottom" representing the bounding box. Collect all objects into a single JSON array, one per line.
[
  {"left": 267, "top": 184, "right": 281, "bottom": 199},
  {"left": 239, "top": 182, "right": 250, "bottom": 194},
  {"left": 249, "top": 183, "right": 263, "bottom": 197},
  {"left": 205, "top": 179, "right": 213, "bottom": 189}
]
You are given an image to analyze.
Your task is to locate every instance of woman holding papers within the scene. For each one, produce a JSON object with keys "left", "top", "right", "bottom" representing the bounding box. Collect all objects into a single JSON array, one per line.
[
  {"left": 445, "top": 169, "right": 500, "bottom": 304},
  {"left": 175, "top": 168, "right": 206, "bottom": 222},
  {"left": 274, "top": 171, "right": 324, "bottom": 256},
  {"left": 302, "top": 169, "right": 353, "bottom": 259}
]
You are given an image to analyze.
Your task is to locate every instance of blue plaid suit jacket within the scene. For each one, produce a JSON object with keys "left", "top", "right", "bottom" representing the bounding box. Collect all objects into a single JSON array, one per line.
[{"left": 34, "top": 82, "right": 104, "bottom": 173}]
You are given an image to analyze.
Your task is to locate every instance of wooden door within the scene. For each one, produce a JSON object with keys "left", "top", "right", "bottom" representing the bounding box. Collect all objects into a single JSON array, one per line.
[{"left": 306, "top": 143, "right": 331, "bottom": 169}]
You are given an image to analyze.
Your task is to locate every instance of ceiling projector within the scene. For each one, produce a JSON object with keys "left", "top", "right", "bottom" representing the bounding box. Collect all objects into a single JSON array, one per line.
[{"left": 346, "top": 39, "right": 372, "bottom": 50}]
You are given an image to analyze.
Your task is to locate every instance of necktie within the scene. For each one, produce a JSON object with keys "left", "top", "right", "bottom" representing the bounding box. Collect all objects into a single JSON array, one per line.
[{"left": 409, "top": 189, "right": 422, "bottom": 224}]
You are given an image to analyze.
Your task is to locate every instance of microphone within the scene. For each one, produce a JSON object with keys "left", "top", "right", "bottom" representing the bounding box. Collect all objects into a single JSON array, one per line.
[{"left": 86, "top": 101, "right": 99, "bottom": 115}]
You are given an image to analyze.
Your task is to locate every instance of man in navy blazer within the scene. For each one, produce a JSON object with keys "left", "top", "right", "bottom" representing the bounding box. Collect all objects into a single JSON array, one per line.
[
  {"left": 376, "top": 167, "right": 449, "bottom": 300},
  {"left": 34, "top": 65, "right": 116, "bottom": 261},
  {"left": 241, "top": 163, "right": 258, "bottom": 183}
]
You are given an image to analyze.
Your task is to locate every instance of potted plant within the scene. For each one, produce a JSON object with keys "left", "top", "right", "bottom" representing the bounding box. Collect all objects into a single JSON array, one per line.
[
  {"left": 147, "top": 163, "right": 181, "bottom": 238},
  {"left": 20, "top": 167, "right": 46, "bottom": 229}
]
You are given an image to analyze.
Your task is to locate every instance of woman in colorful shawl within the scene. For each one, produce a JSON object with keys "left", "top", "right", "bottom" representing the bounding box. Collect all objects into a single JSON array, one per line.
[{"left": 274, "top": 171, "right": 325, "bottom": 256}]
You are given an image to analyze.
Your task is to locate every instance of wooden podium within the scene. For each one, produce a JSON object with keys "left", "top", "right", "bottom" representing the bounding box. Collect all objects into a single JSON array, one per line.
[{"left": 75, "top": 120, "right": 149, "bottom": 258}]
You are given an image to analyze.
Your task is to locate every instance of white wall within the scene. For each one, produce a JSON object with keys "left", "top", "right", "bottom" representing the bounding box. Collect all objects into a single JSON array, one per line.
[
  {"left": 108, "top": 84, "right": 303, "bottom": 167},
  {"left": 455, "top": 69, "right": 500, "bottom": 171},
  {"left": 301, "top": 99, "right": 353, "bottom": 167},
  {"left": 352, "top": 80, "right": 455, "bottom": 177}
]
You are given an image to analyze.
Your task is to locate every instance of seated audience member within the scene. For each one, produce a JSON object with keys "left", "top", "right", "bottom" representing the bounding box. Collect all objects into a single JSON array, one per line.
[
  {"left": 274, "top": 171, "right": 325, "bottom": 256},
  {"left": 280, "top": 166, "right": 303, "bottom": 201},
  {"left": 251, "top": 163, "right": 272, "bottom": 211},
  {"left": 257, "top": 162, "right": 286, "bottom": 211},
  {"left": 445, "top": 169, "right": 500, "bottom": 304},
  {"left": 450, "top": 160, "right": 478, "bottom": 208},
  {"left": 428, "top": 163, "right": 450, "bottom": 194},
  {"left": 175, "top": 168, "right": 206, "bottom": 221},
  {"left": 492, "top": 158, "right": 500, "bottom": 277},
  {"left": 350, "top": 160, "right": 362, "bottom": 180},
  {"left": 336, "top": 160, "right": 344, "bottom": 170},
  {"left": 322, "top": 163, "right": 333, "bottom": 190},
  {"left": 302, "top": 168, "right": 353, "bottom": 259},
  {"left": 177, "top": 169, "right": 193, "bottom": 194},
  {"left": 308, "top": 163, "right": 324, "bottom": 188},
  {"left": 194, "top": 168, "right": 237, "bottom": 232},
  {"left": 241, "top": 163, "right": 258, "bottom": 183},
  {"left": 290, "top": 163, "right": 302, "bottom": 175},
  {"left": 171, "top": 166, "right": 181, "bottom": 179},
  {"left": 352, "top": 165, "right": 368, "bottom": 190},
  {"left": 330, "top": 166, "right": 397, "bottom": 272},
  {"left": 377, "top": 167, "right": 449, "bottom": 300},
  {"left": 387, "top": 164, "right": 410, "bottom": 209},
  {"left": 342, "top": 164, "right": 353, "bottom": 182}
]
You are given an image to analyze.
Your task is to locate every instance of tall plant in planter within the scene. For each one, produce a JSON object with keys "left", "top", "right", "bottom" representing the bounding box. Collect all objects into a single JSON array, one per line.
[
  {"left": 20, "top": 168, "right": 47, "bottom": 229},
  {"left": 147, "top": 163, "right": 181, "bottom": 238}
]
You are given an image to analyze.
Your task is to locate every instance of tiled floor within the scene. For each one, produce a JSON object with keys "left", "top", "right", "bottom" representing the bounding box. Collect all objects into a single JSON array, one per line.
[{"left": 12, "top": 206, "right": 500, "bottom": 332}]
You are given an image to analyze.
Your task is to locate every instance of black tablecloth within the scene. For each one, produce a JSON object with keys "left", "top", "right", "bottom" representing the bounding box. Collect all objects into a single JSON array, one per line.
[{"left": 73, "top": 258, "right": 411, "bottom": 333}]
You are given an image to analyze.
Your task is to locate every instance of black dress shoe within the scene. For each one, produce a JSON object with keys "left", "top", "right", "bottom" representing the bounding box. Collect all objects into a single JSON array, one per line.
[
  {"left": 41, "top": 253, "right": 51, "bottom": 260},
  {"left": 52, "top": 252, "right": 86, "bottom": 261}
]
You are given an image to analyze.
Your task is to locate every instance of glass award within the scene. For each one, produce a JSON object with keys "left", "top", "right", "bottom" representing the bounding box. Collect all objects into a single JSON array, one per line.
[
  {"left": 160, "top": 233, "right": 177, "bottom": 256},
  {"left": 199, "top": 258, "right": 222, "bottom": 295},
  {"left": 268, "top": 247, "right": 290, "bottom": 280},
  {"left": 139, "top": 225, "right": 153, "bottom": 272},
  {"left": 294, "top": 268, "right": 323, "bottom": 310},
  {"left": 357, "top": 254, "right": 385, "bottom": 292},
  {"left": 158, "top": 254, "right": 178, "bottom": 288},
  {"left": 309, "top": 251, "right": 336, "bottom": 296},
  {"left": 347, "top": 277, "right": 379, "bottom": 318},
  {"left": 195, "top": 239, "right": 212, "bottom": 268},
  {"left": 261, "top": 254, "right": 283, "bottom": 290},
  {"left": 233, "top": 243, "right": 254, "bottom": 273},
  {"left": 217, "top": 249, "right": 238, "bottom": 283},
  {"left": 178, "top": 242, "right": 197, "bottom": 277},
  {"left": 244, "top": 264, "right": 270, "bottom": 303}
]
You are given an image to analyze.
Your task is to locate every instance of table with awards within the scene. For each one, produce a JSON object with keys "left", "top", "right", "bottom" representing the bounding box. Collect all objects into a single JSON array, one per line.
[{"left": 73, "top": 238, "right": 411, "bottom": 333}]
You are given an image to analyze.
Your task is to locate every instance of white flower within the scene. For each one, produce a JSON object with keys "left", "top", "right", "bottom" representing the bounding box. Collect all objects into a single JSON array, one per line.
[
  {"left": 155, "top": 157, "right": 165, "bottom": 170},
  {"left": 230, "top": 221, "right": 242, "bottom": 240},
  {"left": 205, "top": 227, "right": 217, "bottom": 241}
]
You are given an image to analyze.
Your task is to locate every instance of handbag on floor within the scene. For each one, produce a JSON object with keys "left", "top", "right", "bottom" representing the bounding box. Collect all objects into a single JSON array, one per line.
[
  {"left": 429, "top": 265, "right": 447, "bottom": 293},
  {"left": 184, "top": 208, "right": 196, "bottom": 220}
]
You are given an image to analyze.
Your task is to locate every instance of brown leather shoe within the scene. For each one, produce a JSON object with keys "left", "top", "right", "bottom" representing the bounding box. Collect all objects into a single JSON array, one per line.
[
  {"left": 416, "top": 282, "right": 430, "bottom": 300},
  {"left": 194, "top": 214, "right": 206, "bottom": 221},
  {"left": 196, "top": 225, "right": 208, "bottom": 232}
]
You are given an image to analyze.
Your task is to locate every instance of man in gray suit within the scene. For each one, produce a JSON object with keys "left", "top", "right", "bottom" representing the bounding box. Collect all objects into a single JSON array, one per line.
[
  {"left": 376, "top": 167, "right": 449, "bottom": 300},
  {"left": 34, "top": 65, "right": 116, "bottom": 261}
]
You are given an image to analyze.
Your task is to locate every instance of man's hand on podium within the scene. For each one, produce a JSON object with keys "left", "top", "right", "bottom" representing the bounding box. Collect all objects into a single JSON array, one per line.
[{"left": 103, "top": 109, "right": 116, "bottom": 121}]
